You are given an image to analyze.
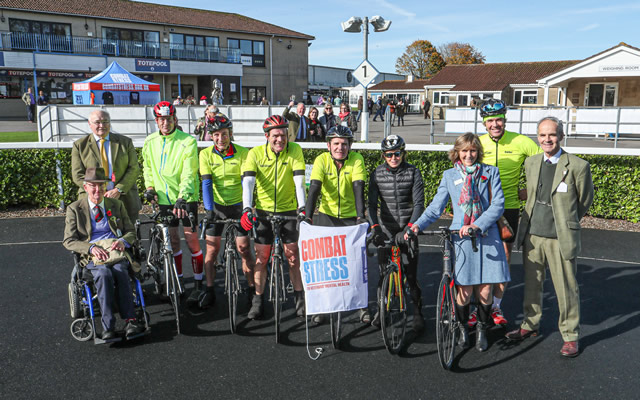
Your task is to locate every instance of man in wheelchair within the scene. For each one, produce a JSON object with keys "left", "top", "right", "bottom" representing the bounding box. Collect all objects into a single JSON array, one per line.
[{"left": 63, "top": 167, "right": 146, "bottom": 340}]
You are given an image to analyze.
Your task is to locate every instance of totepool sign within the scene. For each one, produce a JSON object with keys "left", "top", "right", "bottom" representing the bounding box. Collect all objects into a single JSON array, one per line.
[{"left": 135, "top": 59, "right": 170, "bottom": 72}]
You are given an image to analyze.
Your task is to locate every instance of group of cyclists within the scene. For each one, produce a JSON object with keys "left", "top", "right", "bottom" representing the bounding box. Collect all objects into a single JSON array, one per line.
[{"left": 68, "top": 97, "right": 541, "bottom": 344}]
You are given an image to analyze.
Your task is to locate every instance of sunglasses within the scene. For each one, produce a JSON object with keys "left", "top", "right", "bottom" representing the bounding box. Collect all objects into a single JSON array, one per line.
[
  {"left": 480, "top": 103, "right": 506, "bottom": 113},
  {"left": 383, "top": 151, "right": 403, "bottom": 158}
]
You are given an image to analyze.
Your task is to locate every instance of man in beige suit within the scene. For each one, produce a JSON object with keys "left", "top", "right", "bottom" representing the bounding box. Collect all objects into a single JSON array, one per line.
[
  {"left": 282, "top": 101, "right": 310, "bottom": 142},
  {"left": 71, "top": 110, "right": 141, "bottom": 220},
  {"left": 506, "top": 116, "right": 594, "bottom": 358}
]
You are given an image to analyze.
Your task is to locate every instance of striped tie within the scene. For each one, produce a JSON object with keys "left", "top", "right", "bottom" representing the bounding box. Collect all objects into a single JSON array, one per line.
[{"left": 94, "top": 205, "right": 104, "bottom": 222}]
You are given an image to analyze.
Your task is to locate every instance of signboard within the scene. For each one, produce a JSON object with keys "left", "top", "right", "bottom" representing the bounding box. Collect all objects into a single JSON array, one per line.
[
  {"left": 241, "top": 56, "right": 253, "bottom": 66},
  {"left": 135, "top": 59, "right": 170, "bottom": 72},
  {"left": 598, "top": 64, "right": 640, "bottom": 72},
  {"left": 352, "top": 59, "right": 379, "bottom": 88},
  {"left": 299, "top": 222, "right": 369, "bottom": 314}
]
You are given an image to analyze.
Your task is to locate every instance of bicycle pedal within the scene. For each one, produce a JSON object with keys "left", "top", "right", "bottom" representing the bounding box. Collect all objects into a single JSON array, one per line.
[{"left": 286, "top": 283, "right": 294, "bottom": 294}]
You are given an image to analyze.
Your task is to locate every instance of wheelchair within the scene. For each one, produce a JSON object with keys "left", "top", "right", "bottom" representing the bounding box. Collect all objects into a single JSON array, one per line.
[{"left": 67, "top": 251, "right": 151, "bottom": 344}]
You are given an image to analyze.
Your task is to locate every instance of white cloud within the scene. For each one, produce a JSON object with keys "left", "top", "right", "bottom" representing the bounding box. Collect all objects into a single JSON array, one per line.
[
  {"left": 374, "top": 0, "right": 417, "bottom": 18},
  {"left": 577, "top": 23, "right": 600, "bottom": 32}
]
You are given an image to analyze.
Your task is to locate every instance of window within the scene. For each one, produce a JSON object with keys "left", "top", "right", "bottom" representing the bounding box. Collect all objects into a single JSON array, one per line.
[
  {"left": 102, "top": 27, "right": 160, "bottom": 57},
  {"left": 169, "top": 34, "right": 218, "bottom": 61},
  {"left": 585, "top": 83, "right": 618, "bottom": 107},
  {"left": 227, "top": 38, "right": 265, "bottom": 67},
  {"left": 9, "top": 18, "right": 72, "bottom": 52},
  {"left": 457, "top": 94, "right": 469, "bottom": 107},
  {"left": 513, "top": 89, "right": 538, "bottom": 105},
  {"left": 242, "top": 86, "right": 266, "bottom": 105},
  {"left": 433, "top": 91, "right": 450, "bottom": 105}
]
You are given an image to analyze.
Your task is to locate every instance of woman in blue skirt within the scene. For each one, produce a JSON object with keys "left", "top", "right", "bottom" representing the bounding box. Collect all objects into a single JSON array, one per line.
[{"left": 408, "top": 132, "right": 509, "bottom": 351}]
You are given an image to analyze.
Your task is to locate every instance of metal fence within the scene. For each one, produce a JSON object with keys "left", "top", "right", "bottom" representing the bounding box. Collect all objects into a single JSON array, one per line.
[
  {"left": 0, "top": 32, "right": 242, "bottom": 63},
  {"left": 438, "top": 106, "right": 640, "bottom": 148}
]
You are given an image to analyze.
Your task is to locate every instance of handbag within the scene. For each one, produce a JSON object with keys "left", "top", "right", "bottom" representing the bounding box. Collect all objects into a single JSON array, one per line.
[
  {"left": 90, "top": 238, "right": 130, "bottom": 266},
  {"left": 488, "top": 179, "right": 515, "bottom": 241}
]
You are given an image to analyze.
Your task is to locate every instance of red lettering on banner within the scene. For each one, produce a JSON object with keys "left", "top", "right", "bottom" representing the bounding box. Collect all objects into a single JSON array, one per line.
[
  {"left": 333, "top": 236, "right": 342, "bottom": 257},
  {"left": 324, "top": 237, "right": 333, "bottom": 257},
  {"left": 314, "top": 238, "right": 324, "bottom": 259},
  {"left": 339, "top": 235, "right": 347, "bottom": 256}
]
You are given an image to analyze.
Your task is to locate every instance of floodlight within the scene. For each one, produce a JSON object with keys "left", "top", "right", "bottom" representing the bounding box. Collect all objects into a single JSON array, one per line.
[
  {"left": 341, "top": 17, "right": 363, "bottom": 33},
  {"left": 370, "top": 15, "right": 391, "bottom": 32}
]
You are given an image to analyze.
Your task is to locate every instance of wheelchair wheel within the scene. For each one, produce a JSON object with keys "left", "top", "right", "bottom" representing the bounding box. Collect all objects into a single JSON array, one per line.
[
  {"left": 68, "top": 283, "right": 81, "bottom": 319},
  {"left": 380, "top": 271, "right": 407, "bottom": 355},
  {"left": 436, "top": 275, "right": 457, "bottom": 370},
  {"left": 70, "top": 318, "right": 94, "bottom": 341}
]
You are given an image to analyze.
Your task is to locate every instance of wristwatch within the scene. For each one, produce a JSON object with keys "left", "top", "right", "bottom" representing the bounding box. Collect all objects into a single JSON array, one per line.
[{"left": 116, "top": 187, "right": 124, "bottom": 194}]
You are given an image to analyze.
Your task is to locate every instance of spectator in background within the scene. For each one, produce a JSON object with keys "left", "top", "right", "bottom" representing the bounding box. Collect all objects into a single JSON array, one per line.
[
  {"left": 199, "top": 96, "right": 208, "bottom": 105},
  {"left": 37, "top": 90, "right": 49, "bottom": 106},
  {"left": 338, "top": 103, "right": 358, "bottom": 133},
  {"left": 423, "top": 98, "right": 431, "bottom": 119},
  {"left": 22, "top": 87, "right": 36, "bottom": 122},
  {"left": 173, "top": 96, "right": 182, "bottom": 105},
  {"left": 334, "top": 95, "right": 342, "bottom": 107},
  {"left": 373, "top": 97, "right": 384, "bottom": 122},
  {"left": 396, "top": 98, "right": 406, "bottom": 127},
  {"left": 389, "top": 100, "right": 397, "bottom": 126},
  {"left": 260, "top": 97, "right": 269, "bottom": 105},
  {"left": 283, "top": 101, "right": 311, "bottom": 142},
  {"left": 367, "top": 97, "right": 374, "bottom": 118},
  {"left": 319, "top": 103, "right": 338, "bottom": 135},
  {"left": 307, "top": 106, "right": 325, "bottom": 142},
  {"left": 357, "top": 96, "right": 363, "bottom": 122}
]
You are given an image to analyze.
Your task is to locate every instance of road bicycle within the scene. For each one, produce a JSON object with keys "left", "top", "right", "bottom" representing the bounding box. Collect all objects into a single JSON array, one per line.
[
  {"left": 421, "top": 227, "right": 478, "bottom": 370},
  {"left": 200, "top": 216, "right": 243, "bottom": 334},
  {"left": 254, "top": 213, "right": 298, "bottom": 343},
  {"left": 136, "top": 204, "right": 196, "bottom": 335},
  {"left": 369, "top": 231, "right": 417, "bottom": 355}
]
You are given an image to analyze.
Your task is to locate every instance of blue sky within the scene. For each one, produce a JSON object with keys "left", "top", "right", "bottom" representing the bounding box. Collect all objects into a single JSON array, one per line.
[{"left": 142, "top": 0, "right": 639, "bottom": 74}]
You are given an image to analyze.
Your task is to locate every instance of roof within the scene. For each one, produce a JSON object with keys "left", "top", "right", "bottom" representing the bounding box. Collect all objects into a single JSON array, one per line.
[
  {"left": 0, "top": 0, "right": 315, "bottom": 40},
  {"left": 369, "top": 79, "right": 430, "bottom": 91},
  {"left": 426, "top": 60, "right": 580, "bottom": 91}
]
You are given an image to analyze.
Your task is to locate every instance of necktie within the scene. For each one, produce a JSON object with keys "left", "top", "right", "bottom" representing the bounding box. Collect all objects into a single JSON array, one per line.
[
  {"left": 99, "top": 138, "right": 109, "bottom": 175},
  {"left": 94, "top": 205, "right": 104, "bottom": 223},
  {"left": 298, "top": 118, "right": 306, "bottom": 140},
  {"left": 545, "top": 159, "right": 552, "bottom": 164}
]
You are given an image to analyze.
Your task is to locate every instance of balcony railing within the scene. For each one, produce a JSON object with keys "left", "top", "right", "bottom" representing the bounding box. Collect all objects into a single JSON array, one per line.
[{"left": 0, "top": 31, "right": 242, "bottom": 63}]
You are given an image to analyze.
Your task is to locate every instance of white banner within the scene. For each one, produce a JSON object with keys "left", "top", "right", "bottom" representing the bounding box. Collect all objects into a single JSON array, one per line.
[{"left": 299, "top": 222, "right": 369, "bottom": 314}]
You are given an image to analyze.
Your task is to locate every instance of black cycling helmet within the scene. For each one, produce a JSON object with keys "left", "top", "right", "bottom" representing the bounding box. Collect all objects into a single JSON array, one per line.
[
  {"left": 381, "top": 135, "right": 405, "bottom": 152},
  {"left": 479, "top": 99, "right": 507, "bottom": 119},
  {"left": 207, "top": 113, "right": 233, "bottom": 133},
  {"left": 326, "top": 125, "right": 353, "bottom": 142},
  {"left": 263, "top": 115, "right": 289, "bottom": 133}
]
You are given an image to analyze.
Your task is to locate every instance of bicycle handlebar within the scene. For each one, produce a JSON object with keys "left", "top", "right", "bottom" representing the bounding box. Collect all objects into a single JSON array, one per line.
[
  {"left": 420, "top": 226, "right": 480, "bottom": 252},
  {"left": 199, "top": 217, "right": 242, "bottom": 240}
]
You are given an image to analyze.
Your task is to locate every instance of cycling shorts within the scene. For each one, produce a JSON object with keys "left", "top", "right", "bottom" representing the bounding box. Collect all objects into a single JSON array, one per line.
[
  {"left": 159, "top": 202, "right": 199, "bottom": 228},
  {"left": 204, "top": 203, "right": 248, "bottom": 237},
  {"left": 313, "top": 212, "right": 357, "bottom": 227},
  {"left": 254, "top": 209, "right": 298, "bottom": 245}
]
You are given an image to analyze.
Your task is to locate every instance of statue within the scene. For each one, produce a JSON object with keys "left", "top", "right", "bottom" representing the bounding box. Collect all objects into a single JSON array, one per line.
[{"left": 211, "top": 79, "right": 224, "bottom": 106}]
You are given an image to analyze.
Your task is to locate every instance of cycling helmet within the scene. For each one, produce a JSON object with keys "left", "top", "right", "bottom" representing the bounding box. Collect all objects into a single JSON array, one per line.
[
  {"left": 479, "top": 99, "right": 507, "bottom": 119},
  {"left": 263, "top": 115, "right": 289, "bottom": 133},
  {"left": 153, "top": 101, "right": 176, "bottom": 118},
  {"left": 207, "top": 113, "right": 233, "bottom": 132},
  {"left": 326, "top": 125, "right": 353, "bottom": 142},
  {"left": 381, "top": 135, "right": 405, "bottom": 152}
]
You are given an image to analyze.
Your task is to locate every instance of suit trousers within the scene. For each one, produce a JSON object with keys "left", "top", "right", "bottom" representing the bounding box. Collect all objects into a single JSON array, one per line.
[
  {"left": 87, "top": 261, "right": 135, "bottom": 331},
  {"left": 521, "top": 234, "right": 580, "bottom": 341}
]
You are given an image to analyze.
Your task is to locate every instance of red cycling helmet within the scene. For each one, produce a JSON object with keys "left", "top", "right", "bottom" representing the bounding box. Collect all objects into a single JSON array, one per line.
[
  {"left": 153, "top": 101, "right": 176, "bottom": 118},
  {"left": 262, "top": 115, "right": 289, "bottom": 133}
]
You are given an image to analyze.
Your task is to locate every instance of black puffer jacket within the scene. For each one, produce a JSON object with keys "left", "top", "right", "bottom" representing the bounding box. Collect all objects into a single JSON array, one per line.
[{"left": 368, "top": 161, "right": 425, "bottom": 235}]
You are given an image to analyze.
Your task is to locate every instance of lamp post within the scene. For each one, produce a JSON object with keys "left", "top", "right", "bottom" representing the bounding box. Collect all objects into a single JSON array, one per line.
[{"left": 341, "top": 15, "right": 391, "bottom": 142}]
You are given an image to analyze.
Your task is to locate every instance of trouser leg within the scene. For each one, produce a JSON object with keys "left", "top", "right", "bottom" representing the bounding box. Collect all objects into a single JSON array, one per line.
[
  {"left": 546, "top": 239, "right": 580, "bottom": 342},
  {"left": 89, "top": 264, "right": 116, "bottom": 331},
  {"left": 112, "top": 262, "right": 136, "bottom": 321},
  {"left": 521, "top": 234, "right": 547, "bottom": 332}
]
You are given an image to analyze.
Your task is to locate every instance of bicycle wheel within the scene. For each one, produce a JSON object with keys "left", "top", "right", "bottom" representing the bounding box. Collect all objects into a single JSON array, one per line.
[
  {"left": 165, "top": 254, "right": 182, "bottom": 334},
  {"left": 271, "top": 256, "right": 283, "bottom": 343},
  {"left": 436, "top": 275, "right": 457, "bottom": 370},
  {"left": 330, "top": 312, "right": 342, "bottom": 349},
  {"left": 226, "top": 249, "right": 239, "bottom": 334},
  {"left": 379, "top": 271, "right": 407, "bottom": 354}
]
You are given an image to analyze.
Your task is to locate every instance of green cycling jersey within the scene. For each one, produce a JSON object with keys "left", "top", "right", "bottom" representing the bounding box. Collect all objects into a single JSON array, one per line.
[
  {"left": 199, "top": 143, "right": 248, "bottom": 206},
  {"left": 479, "top": 130, "right": 541, "bottom": 209},
  {"left": 142, "top": 128, "right": 199, "bottom": 205}
]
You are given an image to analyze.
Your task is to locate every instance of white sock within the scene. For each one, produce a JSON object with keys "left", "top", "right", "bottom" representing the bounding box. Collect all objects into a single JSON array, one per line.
[{"left": 493, "top": 296, "right": 502, "bottom": 309}]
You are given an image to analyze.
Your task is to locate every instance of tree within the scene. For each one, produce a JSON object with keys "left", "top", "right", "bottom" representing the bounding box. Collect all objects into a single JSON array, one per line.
[
  {"left": 395, "top": 40, "right": 446, "bottom": 79},
  {"left": 438, "top": 42, "right": 485, "bottom": 65}
]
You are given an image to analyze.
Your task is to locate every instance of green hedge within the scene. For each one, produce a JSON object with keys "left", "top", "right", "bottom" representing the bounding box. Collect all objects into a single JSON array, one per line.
[{"left": 1, "top": 148, "right": 639, "bottom": 222}]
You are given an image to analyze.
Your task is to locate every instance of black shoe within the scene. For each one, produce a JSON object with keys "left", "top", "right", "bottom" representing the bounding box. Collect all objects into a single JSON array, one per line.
[
  {"left": 248, "top": 294, "right": 263, "bottom": 320},
  {"left": 294, "top": 290, "right": 305, "bottom": 318},
  {"left": 125, "top": 320, "right": 145, "bottom": 337},
  {"left": 102, "top": 330, "right": 116, "bottom": 340},
  {"left": 476, "top": 322, "right": 488, "bottom": 352},
  {"left": 187, "top": 280, "right": 203, "bottom": 305},
  {"left": 198, "top": 287, "right": 216, "bottom": 309},
  {"left": 458, "top": 323, "right": 471, "bottom": 349},
  {"left": 413, "top": 312, "right": 425, "bottom": 333}
]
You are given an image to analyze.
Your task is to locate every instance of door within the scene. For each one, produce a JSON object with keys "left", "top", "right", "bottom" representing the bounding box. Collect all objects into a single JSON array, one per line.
[{"left": 585, "top": 83, "right": 617, "bottom": 107}]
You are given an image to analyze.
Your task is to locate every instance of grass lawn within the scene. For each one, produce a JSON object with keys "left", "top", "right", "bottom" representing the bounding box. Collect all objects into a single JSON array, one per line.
[{"left": 0, "top": 131, "right": 38, "bottom": 142}]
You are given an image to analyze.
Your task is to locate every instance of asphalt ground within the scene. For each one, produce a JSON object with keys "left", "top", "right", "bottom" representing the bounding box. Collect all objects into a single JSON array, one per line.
[{"left": 1, "top": 216, "right": 638, "bottom": 399}]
